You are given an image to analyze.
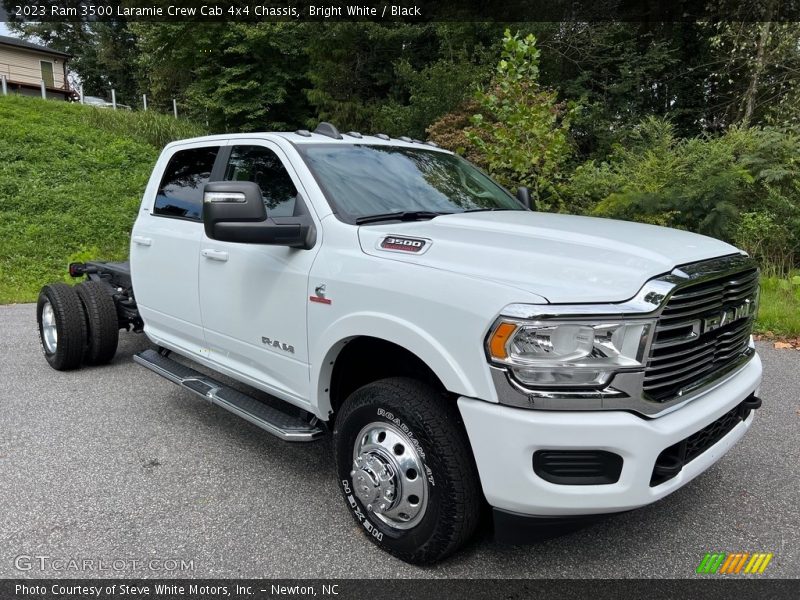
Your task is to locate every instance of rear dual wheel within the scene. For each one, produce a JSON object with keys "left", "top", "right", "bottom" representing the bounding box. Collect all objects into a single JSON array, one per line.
[
  {"left": 37, "top": 281, "right": 119, "bottom": 370},
  {"left": 37, "top": 283, "right": 86, "bottom": 371},
  {"left": 75, "top": 281, "right": 119, "bottom": 365}
]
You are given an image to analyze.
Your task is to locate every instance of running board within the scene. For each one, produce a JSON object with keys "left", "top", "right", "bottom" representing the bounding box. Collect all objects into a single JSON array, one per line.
[{"left": 133, "top": 348, "right": 324, "bottom": 442}]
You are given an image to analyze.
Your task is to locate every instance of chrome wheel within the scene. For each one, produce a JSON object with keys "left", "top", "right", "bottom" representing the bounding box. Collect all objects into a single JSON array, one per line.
[
  {"left": 351, "top": 421, "right": 429, "bottom": 530},
  {"left": 41, "top": 301, "right": 58, "bottom": 353}
]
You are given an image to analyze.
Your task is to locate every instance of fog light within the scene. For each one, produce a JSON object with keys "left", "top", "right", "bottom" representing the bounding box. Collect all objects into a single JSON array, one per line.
[{"left": 533, "top": 450, "right": 623, "bottom": 485}]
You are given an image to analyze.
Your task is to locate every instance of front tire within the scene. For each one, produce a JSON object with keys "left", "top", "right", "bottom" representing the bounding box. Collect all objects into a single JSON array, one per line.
[
  {"left": 37, "top": 283, "right": 86, "bottom": 371},
  {"left": 333, "top": 377, "right": 481, "bottom": 564}
]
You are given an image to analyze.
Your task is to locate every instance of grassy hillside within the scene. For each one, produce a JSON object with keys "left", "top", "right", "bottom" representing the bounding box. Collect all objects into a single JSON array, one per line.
[{"left": 0, "top": 96, "right": 203, "bottom": 303}]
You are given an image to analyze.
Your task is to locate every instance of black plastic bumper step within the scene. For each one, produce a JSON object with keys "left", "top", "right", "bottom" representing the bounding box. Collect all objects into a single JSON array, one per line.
[{"left": 134, "top": 348, "right": 324, "bottom": 442}]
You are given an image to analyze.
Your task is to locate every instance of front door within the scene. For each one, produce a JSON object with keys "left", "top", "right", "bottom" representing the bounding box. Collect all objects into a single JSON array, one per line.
[
  {"left": 40, "top": 61, "right": 54, "bottom": 88},
  {"left": 198, "top": 141, "right": 321, "bottom": 407}
]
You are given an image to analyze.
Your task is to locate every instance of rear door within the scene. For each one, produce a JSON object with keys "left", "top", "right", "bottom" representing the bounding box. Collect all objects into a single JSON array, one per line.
[
  {"left": 198, "top": 140, "right": 321, "bottom": 407},
  {"left": 130, "top": 142, "right": 225, "bottom": 355}
]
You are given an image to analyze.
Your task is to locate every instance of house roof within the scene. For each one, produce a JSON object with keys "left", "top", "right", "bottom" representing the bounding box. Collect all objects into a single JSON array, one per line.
[{"left": 0, "top": 35, "right": 70, "bottom": 58}]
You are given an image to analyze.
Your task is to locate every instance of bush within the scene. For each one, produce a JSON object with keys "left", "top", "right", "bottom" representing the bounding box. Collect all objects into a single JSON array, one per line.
[
  {"left": 426, "top": 30, "right": 577, "bottom": 210},
  {"left": 735, "top": 212, "right": 796, "bottom": 276},
  {"left": 571, "top": 118, "right": 800, "bottom": 274},
  {"left": 426, "top": 100, "right": 487, "bottom": 167}
]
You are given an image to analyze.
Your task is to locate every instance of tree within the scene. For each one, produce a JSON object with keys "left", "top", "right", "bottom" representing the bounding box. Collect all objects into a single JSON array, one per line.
[
  {"left": 132, "top": 23, "right": 311, "bottom": 131},
  {"left": 530, "top": 22, "right": 715, "bottom": 155},
  {"left": 304, "top": 23, "right": 500, "bottom": 136},
  {"left": 464, "top": 30, "right": 577, "bottom": 210},
  {"left": 705, "top": 18, "right": 800, "bottom": 127}
]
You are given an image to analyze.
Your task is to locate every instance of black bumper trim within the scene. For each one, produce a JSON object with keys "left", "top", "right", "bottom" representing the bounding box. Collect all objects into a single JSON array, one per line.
[{"left": 493, "top": 508, "right": 624, "bottom": 544}]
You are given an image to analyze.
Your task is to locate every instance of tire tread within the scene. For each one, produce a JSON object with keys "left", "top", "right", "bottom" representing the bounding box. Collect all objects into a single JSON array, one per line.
[
  {"left": 37, "top": 282, "right": 86, "bottom": 371},
  {"left": 75, "top": 281, "right": 119, "bottom": 365}
]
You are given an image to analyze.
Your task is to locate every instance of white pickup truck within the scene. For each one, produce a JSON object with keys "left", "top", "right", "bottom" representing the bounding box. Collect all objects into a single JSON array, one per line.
[{"left": 37, "top": 123, "right": 763, "bottom": 563}]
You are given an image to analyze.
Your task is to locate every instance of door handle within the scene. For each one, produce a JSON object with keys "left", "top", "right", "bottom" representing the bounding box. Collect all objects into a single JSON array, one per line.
[
  {"left": 201, "top": 249, "right": 229, "bottom": 262},
  {"left": 132, "top": 236, "right": 152, "bottom": 246}
]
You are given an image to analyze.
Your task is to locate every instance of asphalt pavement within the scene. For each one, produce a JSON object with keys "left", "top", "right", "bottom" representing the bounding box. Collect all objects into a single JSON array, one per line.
[{"left": 1, "top": 303, "right": 798, "bottom": 578}]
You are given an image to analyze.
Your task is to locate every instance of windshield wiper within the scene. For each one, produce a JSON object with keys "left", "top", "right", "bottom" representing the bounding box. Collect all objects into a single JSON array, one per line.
[
  {"left": 355, "top": 211, "right": 450, "bottom": 225},
  {"left": 460, "top": 207, "right": 516, "bottom": 213}
]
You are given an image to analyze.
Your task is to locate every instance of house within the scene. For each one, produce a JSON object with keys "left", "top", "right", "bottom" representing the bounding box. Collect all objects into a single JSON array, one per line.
[{"left": 0, "top": 35, "right": 75, "bottom": 100}]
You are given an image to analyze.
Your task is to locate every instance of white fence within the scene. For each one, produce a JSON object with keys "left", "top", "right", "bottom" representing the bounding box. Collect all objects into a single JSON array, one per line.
[{"left": 1, "top": 74, "right": 181, "bottom": 117}]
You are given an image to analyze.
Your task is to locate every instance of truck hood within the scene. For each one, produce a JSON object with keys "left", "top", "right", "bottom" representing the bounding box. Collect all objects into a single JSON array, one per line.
[{"left": 357, "top": 211, "right": 742, "bottom": 303}]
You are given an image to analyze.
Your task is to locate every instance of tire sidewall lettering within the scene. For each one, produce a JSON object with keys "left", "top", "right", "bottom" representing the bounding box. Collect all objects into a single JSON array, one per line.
[
  {"left": 376, "top": 407, "right": 433, "bottom": 484},
  {"left": 340, "top": 480, "right": 383, "bottom": 541}
]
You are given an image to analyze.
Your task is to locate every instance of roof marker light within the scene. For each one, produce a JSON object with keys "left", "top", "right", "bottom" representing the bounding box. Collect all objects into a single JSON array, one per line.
[{"left": 314, "top": 122, "right": 343, "bottom": 140}]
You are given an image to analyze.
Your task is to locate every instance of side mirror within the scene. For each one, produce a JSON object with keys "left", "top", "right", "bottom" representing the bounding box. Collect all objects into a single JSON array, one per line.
[
  {"left": 203, "top": 182, "right": 314, "bottom": 248},
  {"left": 516, "top": 186, "right": 535, "bottom": 210}
]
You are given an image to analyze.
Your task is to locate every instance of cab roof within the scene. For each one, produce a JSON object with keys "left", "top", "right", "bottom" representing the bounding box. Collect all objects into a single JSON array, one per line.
[{"left": 164, "top": 122, "right": 452, "bottom": 153}]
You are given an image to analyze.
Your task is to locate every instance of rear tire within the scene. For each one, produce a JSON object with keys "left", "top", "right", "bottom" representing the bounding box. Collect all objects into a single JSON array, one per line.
[
  {"left": 333, "top": 377, "right": 481, "bottom": 564},
  {"left": 75, "top": 281, "right": 119, "bottom": 365},
  {"left": 37, "top": 283, "right": 86, "bottom": 371}
]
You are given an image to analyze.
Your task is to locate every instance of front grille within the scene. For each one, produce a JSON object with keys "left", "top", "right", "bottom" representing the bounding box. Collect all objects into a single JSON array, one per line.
[{"left": 644, "top": 266, "right": 758, "bottom": 401}]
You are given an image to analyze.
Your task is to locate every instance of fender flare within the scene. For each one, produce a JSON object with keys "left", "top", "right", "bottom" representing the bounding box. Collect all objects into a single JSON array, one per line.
[{"left": 311, "top": 312, "right": 479, "bottom": 417}]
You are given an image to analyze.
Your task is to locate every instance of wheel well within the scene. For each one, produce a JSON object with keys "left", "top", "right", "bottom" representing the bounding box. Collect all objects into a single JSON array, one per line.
[{"left": 329, "top": 337, "right": 448, "bottom": 419}]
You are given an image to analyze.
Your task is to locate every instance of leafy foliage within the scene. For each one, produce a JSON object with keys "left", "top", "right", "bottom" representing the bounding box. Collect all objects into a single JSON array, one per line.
[
  {"left": 569, "top": 118, "right": 800, "bottom": 273},
  {"left": 462, "top": 30, "right": 577, "bottom": 210},
  {"left": 371, "top": 55, "right": 489, "bottom": 138},
  {"left": 304, "top": 23, "right": 498, "bottom": 137},
  {"left": 132, "top": 23, "right": 311, "bottom": 131}
]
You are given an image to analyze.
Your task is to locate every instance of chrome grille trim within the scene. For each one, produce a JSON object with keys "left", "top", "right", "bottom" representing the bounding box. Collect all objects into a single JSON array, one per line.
[{"left": 644, "top": 263, "right": 758, "bottom": 401}]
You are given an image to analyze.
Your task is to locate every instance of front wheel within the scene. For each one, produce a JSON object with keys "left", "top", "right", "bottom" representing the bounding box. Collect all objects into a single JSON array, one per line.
[{"left": 333, "top": 378, "right": 481, "bottom": 564}]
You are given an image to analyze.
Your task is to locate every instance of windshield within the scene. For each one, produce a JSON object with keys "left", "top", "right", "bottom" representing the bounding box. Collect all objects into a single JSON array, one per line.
[{"left": 296, "top": 144, "right": 523, "bottom": 222}]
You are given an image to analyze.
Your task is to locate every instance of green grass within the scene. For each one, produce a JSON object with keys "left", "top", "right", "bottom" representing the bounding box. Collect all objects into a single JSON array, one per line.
[
  {"left": 756, "top": 275, "right": 800, "bottom": 337},
  {"left": 0, "top": 95, "right": 204, "bottom": 303}
]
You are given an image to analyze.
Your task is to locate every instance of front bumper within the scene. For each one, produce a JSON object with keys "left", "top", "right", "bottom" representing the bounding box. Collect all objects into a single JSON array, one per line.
[{"left": 458, "top": 352, "right": 762, "bottom": 516}]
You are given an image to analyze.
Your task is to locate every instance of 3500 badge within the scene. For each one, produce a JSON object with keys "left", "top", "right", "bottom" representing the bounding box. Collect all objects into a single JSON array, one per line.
[{"left": 380, "top": 236, "right": 427, "bottom": 253}]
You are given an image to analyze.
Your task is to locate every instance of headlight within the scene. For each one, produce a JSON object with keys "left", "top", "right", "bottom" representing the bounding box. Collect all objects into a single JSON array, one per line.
[{"left": 486, "top": 319, "right": 654, "bottom": 388}]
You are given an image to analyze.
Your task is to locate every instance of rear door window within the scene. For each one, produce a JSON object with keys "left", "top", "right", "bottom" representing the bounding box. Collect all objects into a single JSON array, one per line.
[{"left": 154, "top": 146, "right": 220, "bottom": 220}]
